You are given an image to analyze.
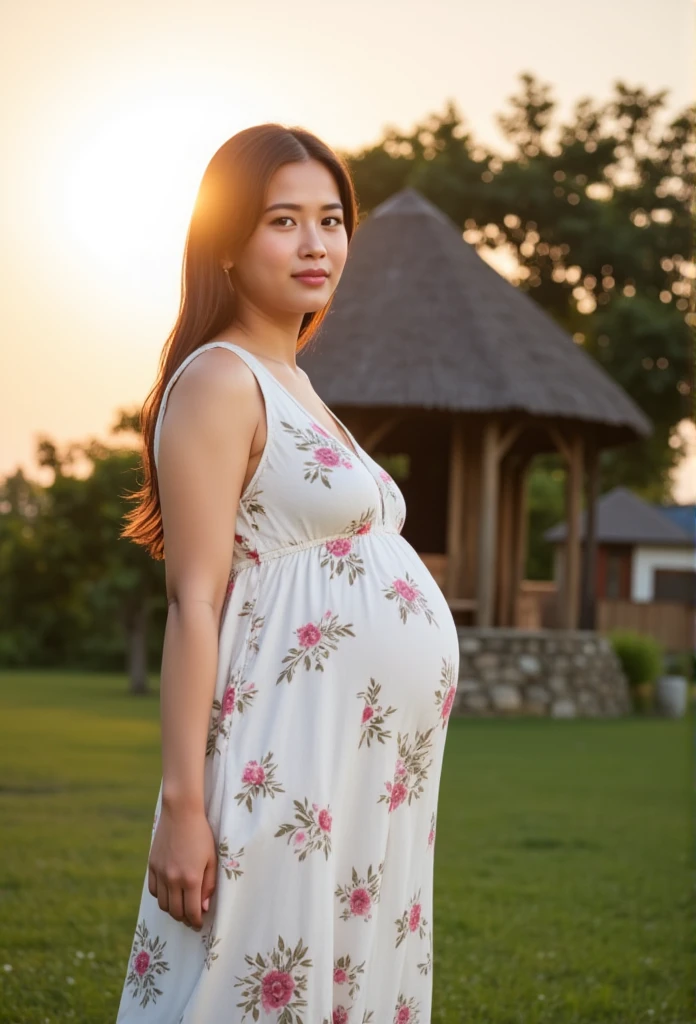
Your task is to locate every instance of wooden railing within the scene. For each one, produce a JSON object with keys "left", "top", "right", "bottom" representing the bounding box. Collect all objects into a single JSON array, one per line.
[{"left": 420, "top": 551, "right": 695, "bottom": 650}]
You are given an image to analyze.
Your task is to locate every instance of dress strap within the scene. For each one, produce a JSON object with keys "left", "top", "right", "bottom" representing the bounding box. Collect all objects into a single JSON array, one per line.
[{"left": 152, "top": 340, "right": 276, "bottom": 472}]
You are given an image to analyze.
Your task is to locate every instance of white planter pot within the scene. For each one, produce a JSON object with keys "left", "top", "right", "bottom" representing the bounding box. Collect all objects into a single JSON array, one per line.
[{"left": 654, "top": 675, "right": 689, "bottom": 718}]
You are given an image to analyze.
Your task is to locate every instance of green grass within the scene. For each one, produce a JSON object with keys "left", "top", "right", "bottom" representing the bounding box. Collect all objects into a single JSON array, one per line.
[{"left": 0, "top": 670, "right": 692, "bottom": 1023}]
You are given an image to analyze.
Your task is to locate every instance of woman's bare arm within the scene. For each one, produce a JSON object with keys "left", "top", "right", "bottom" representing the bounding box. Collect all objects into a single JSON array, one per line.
[{"left": 148, "top": 347, "right": 263, "bottom": 927}]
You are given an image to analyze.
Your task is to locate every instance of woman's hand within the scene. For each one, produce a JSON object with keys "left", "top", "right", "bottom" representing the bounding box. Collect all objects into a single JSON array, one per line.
[{"left": 147, "top": 803, "right": 218, "bottom": 931}]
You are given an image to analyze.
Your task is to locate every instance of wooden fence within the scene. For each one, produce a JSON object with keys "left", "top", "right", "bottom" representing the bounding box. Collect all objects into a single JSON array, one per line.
[
  {"left": 514, "top": 583, "right": 694, "bottom": 652},
  {"left": 597, "top": 600, "right": 694, "bottom": 653}
]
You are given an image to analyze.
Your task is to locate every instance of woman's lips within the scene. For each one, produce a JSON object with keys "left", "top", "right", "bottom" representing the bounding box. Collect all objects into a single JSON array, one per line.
[{"left": 292, "top": 274, "right": 329, "bottom": 286}]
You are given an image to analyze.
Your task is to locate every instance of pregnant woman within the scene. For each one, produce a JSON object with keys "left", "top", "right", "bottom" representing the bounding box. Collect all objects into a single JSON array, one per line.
[{"left": 116, "top": 122, "right": 460, "bottom": 1024}]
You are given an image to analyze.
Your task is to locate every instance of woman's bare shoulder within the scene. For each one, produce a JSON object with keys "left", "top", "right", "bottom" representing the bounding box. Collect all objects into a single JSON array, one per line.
[
  {"left": 158, "top": 345, "right": 262, "bottom": 466},
  {"left": 170, "top": 343, "right": 260, "bottom": 397}
]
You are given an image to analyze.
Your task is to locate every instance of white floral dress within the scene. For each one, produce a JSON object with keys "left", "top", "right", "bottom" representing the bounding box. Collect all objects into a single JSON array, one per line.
[{"left": 115, "top": 340, "right": 460, "bottom": 1024}]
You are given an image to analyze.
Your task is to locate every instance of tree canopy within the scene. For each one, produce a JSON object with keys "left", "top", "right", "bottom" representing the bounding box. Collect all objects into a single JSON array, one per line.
[{"left": 341, "top": 73, "right": 694, "bottom": 498}]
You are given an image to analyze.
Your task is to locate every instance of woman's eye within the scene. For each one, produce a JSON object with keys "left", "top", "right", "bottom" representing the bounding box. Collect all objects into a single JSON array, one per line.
[{"left": 271, "top": 216, "right": 343, "bottom": 227}]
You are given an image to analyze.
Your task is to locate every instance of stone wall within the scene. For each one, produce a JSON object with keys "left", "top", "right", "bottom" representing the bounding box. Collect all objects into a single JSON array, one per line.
[{"left": 454, "top": 629, "right": 631, "bottom": 718}]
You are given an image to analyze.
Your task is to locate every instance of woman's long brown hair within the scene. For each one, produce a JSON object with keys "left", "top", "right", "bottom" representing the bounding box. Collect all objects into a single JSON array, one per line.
[{"left": 120, "top": 124, "right": 359, "bottom": 560}]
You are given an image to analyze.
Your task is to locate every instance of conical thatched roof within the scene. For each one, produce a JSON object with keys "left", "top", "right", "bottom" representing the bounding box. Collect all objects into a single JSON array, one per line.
[{"left": 300, "top": 188, "right": 651, "bottom": 445}]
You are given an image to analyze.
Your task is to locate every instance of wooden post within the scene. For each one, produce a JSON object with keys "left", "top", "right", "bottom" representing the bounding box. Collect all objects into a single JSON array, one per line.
[
  {"left": 463, "top": 435, "right": 481, "bottom": 602},
  {"left": 510, "top": 459, "right": 530, "bottom": 626},
  {"left": 496, "top": 458, "right": 514, "bottom": 626},
  {"left": 445, "top": 415, "right": 466, "bottom": 600},
  {"left": 476, "top": 419, "right": 500, "bottom": 627},
  {"left": 580, "top": 442, "right": 599, "bottom": 629},
  {"left": 564, "top": 433, "right": 584, "bottom": 629}
]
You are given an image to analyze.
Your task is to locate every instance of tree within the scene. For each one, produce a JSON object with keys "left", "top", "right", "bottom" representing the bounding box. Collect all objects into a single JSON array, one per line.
[
  {"left": 0, "top": 414, "right": 165, "bottom": 693},
  {"left": 340, "top": 76, "right": 695, "bottom": 498}
]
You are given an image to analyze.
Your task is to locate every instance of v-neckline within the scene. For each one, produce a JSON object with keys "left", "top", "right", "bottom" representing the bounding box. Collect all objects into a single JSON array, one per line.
[
  {"left": 221, "top": 341, "right": 387, "bottom": 527},
  {"left": 240, "top": 348, "right": 363, "bottom": 462}
]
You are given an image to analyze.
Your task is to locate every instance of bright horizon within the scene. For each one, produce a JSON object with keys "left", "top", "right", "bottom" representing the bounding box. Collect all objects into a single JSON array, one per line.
[{"left": 2, "top": 0, "right": 695, "bottom": 500}]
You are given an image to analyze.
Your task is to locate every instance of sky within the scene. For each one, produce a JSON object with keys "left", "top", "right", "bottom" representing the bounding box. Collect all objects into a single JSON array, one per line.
[{"left": 2, "top": 0, "right": 695, "bottom": 498}]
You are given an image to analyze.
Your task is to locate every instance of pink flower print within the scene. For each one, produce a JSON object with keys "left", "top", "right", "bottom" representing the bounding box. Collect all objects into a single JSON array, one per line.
[
  {"left": 355, "top": 521, "right": 372, "bottom": 535},
  {"left": 333, "top": 1007, "right": 349, "bottom": 1024},
  {"left": 126, "top": 919, "right": 170, "bottom": 1007},
  {"left": 435, "top": 657, "right": 458, "bottom": 726},
  {"left": 278, "top": 612, "right": 355, "bottom": 685},
  {"left": 428, "top": 827, "right": 435, "bottom": 847},
  {"left": 361, "top": 705, "right": 374, "bottom": 724},
  {"left": 333, "top": 967, "right": 348, "bottom": 984},
  {"left": 233, "top": 937, "right": 310, "bottom": 1016},
  {"left": 396, "top": 891, "right": 428, "bottom": 947},
  {"left": 378, "top": 729, "right": 434, "bottom": 813},
  {"left": 207, "top": 670, "right": 257, "bottom": 758},
  {"left": 336, "top": 862, "right": 384, "bottom": 921},
  {"left": 350, "top": 888, "right": 372, "bottom": 917},
  {"left": 379, "top": 469, "right": 393, "bottom": 483},
  {"left": 241, "top": 760, "right": 266, "bottom": 786},
  {"left": 234, "top": 532, "right": 261, "bottom": 566},
  {"left": 394, "top": 578, "right": 418, "bottom": 602},
  {"left": 297, "top": 622, "right": 322, "bottom": 647},
  {"left": 260, "top": 969, "right": 295, "bottom": 1010},
  {"left": 311, "top": 422, "right": 332, "bottom": 438},
  {"left": 325, "top": 537, "right": 352, "bottom": 557},
  {"left": 396, "top": 1007, "right": 411, "bottom": 1023},
  {"left": 220, "top": 684, "right": 236, "bottom": 720},
  {"left": 441, "top": 685, "right": 456, "bottom": 722},
  {"left": 314, "top": 446, "right": 342, "bottom": 467},
  {"left": 324, "top": 610, "right": 332, "bottom": 618},
  {"left": 409, "top": 903, "right": 422, "bottom": 931},
  {"left": 225, "top": 574, "right": 236, "bottom": 597},
  {"left": 389, "top": 781, "right": 408, "bottom": 812},
  {"left": 134, "top": 950, "right": 150, "bottom": 976},
  {"left": 385, "top": 571, "right": 438, "bottom": 626},
  {"left": 275, "top": 796, "right": 332, "bottom": 860}
]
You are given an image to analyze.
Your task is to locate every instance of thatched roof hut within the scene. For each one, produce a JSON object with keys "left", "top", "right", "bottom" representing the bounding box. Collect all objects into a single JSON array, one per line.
[{"left": 299, "top": 188, "right": 651, "bottom": 630}]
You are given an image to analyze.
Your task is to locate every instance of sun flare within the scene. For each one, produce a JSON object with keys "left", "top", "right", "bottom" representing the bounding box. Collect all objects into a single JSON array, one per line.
[{"left": 54, "top": 90, "right": 239, "bottom": 298}]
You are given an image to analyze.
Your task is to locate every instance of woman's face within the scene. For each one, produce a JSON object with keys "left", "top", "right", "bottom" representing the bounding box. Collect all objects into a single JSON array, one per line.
[{"left": 229, "top": 158, "right": 349, "bottom": 317}]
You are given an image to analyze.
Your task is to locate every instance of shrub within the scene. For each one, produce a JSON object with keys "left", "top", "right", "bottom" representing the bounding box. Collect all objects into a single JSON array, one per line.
[{"left": 609, "top": 630, "right": 663, "bottom": 687}]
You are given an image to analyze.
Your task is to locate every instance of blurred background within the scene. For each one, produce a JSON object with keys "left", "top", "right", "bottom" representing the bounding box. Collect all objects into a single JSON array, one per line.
[{"left": 0, "top": 1, "right": 694, "bottom": 1022}]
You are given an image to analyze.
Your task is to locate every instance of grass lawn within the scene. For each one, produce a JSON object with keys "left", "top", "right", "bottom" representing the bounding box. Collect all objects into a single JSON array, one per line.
[{"left": 0, "top": 670, "right": 692, "bottom": 1023}]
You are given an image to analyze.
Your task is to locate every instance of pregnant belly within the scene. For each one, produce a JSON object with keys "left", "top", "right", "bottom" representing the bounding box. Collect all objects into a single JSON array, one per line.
[
  {"left": 244, "top": 531, "right": 460, "bottom": 732},
  {"left": 339, "top": 532, "right": 460, "bottom": 730}
]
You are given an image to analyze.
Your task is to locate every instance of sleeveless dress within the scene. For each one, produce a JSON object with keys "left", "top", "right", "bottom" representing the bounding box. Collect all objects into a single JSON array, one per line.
[{"left": 115, "top": 340, "right": 460, "bottom": 1024}]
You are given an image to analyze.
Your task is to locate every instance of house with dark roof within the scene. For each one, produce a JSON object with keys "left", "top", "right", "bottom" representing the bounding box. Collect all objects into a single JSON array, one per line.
[{"left": 545, "top": 487, "right": 695, "bottom": 603}]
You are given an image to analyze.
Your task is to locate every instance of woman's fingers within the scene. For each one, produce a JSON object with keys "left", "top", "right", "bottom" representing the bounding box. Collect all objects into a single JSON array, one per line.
[
  {"left": 147, "top": 865, "right": 158, "bottom": 901},
  {"left": 184, "top": 885, "right": 204, "bottom": 930},
  {"left": 166, "top": 884, "right": 185, "bottom": 923},
  {"left": 156, "top": 876, "right": 170, "bottom": 915},
  {"left": 200, "top": 856, "right": 218, "bottom": 915}
]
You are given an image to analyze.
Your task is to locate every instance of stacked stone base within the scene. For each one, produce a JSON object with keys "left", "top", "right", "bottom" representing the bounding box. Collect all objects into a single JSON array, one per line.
[{"left": 454, "top": 629, "right": 632, "bottom": 718}]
